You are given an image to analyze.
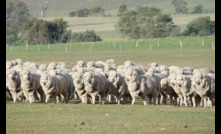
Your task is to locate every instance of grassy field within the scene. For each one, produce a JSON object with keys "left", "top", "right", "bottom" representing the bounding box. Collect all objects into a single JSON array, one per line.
[
  {"left": 20, "top": 0, "right": 215, "bottom": 17},
  {"left": 6, "top": 97, "right": 215, "bottom": 134},
  {"left": 6, "top": 36, "right": 215, "bottom": 133},
  {"left": 6, "top": 36, "right": 215, "bottom": 69}
]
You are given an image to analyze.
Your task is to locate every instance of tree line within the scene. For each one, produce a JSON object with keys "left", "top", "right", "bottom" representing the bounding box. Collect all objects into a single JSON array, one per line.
[{"left": 6, "top": 0, "right": 215, "bottom": 46}]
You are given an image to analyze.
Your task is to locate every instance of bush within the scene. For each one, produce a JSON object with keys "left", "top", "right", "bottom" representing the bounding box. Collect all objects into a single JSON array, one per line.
[
  {"left": 71, "top": 30, "right": 102, "bottom": 42},
  {"left": 182, "top": 16, "right": 215, "bottom": 36}
]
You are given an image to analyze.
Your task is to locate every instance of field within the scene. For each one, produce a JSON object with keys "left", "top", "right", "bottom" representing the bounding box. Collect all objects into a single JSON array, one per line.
[
  {"left": 6, "top": 36, "right": 215, "bottom": 70},
  {"left": 6, "top": 97, "right": 215, "bottom": 134},
  {"left": 6, "top": 36, "right": 215, "bottom": 134},
  {"left": 20, "top": 0, "right": 215, "bottom": 17}
]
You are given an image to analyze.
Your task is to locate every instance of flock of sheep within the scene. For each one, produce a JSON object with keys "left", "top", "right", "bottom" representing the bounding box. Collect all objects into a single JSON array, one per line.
[{"left": 6, "top": 59, "right": 215, "bottom": 108}]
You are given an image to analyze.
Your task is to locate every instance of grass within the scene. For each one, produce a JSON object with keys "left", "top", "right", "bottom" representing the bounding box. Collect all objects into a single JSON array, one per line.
[
  {"left": 6, "top": 96, "right": 215, "bottom": 134},
  {"left": 6, "top": 36, "right": 215, "bottom": 69}
]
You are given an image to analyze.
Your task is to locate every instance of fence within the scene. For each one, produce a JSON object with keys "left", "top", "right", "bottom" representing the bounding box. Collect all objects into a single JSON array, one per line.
[{"left": 6, "top": 36, "right": 215, "bottom": 54}]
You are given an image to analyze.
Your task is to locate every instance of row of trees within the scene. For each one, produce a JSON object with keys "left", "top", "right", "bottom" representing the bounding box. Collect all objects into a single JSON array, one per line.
[
  {"left": 116, "top": 5, "right": 215, "bottom": 39},
  {"left": 172, "top": 0, "right": 204, "bottom": 14},
  {"left": 116, "top": 6, "right": 180, "bottom": 39},
  {"left": 69, "top": 6, "right": 105, "bottom": 17}
]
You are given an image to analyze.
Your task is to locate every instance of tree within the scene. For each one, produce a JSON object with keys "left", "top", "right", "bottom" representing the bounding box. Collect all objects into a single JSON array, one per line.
[
  {"left": 24, "top": 18, "right": 71, "bottom": 44},
  {"left": 90, "top": 6, "right": 105, "bottom": 17},
  {"left": 6, "top": 20, "right": 19, "bottom": 45},
  {"left": 192, "top": 5, "right": 203, "bottom": 14},
  {"left": 6, "top": 0, "right": 31, "bottom": 45},
  {"left": 69, "top": 11, "right": 76, "bottom": 17},
  {"left": 118, "top": 3, "right": 128, "bottom": 16},
  {"left": 182, "top": 16, "right": 215, "bottom": 36},
  {"left": 116, "top": 6, "right": 180, "bottom": 39},
  {"left": 39, "top": 0, "right": 48, "bottom": 17},
  {"left": 75, "top": 9, "right": 90, "bottom": 17},
  {"left": 71, "top": 30, "right": 102, "bottom": 42},
  {"left": 171, "top": 0, "right": 189, "bottom": 14},
  {"left": 6, "top": 0, "right": 30, "bottom": 25}
]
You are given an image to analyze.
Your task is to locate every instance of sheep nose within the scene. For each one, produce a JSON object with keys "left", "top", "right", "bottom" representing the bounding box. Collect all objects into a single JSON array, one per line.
[{"left": 76, "top": 80, "right": 80, "bottom": 83}]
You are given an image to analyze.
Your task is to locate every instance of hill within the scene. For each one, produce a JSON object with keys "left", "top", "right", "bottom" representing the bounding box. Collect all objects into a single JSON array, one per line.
[{"left": 20, "top": 0, "right": 215, "bottom": 17}]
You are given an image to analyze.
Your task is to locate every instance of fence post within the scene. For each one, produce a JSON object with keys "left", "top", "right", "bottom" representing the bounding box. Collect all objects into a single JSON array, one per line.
[
  {"left": 136, "top": 41, "right": 138, "bottom": 47},
  {"left": 179, "top": 40, "right": 183, "bottom": 50},
  {"left": 113, "top": 41, "right": 116, "bottom": 48},
  {"left": 158, "top": 41, "right": 160, "bottom": 47},
  {"left": 202, "top": 39, "right": 204, "bottom": 47},
  {"left": 26, "top": 42, "right": 28, "bottom": 50},
  {"left": 150, "top": 43, "right": 152, "bottom": 51},
  {"left": 48, "top": 43, "right": 50, "bottom": 49}
]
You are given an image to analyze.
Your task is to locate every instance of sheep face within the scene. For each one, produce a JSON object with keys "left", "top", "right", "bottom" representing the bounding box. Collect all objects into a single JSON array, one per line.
[
  {"left": 77, "top": 60, "right": 86, "bottom": 67},
  {"left": 73, "top": 72, "right": 84, "bottom": 88},
  {"left": 8, "top": 70, "right": 17, "bottom": 81},
  {"left": 83, "top": 72, "right": 95, "bottom": 86},
  {"left": 40, "top": 74, "right": 52, "bottom": 88},
  {"left": 21, "top": 70, "right": 31, "bottom": 81},
  {"left": 108, "top": 71, "right": 119, "bottom": 84}
]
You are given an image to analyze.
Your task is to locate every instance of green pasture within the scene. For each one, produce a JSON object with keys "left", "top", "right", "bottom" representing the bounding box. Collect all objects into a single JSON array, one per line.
[
  {"left": 6, "top": 96, "right": 215, "bottom": 134},
  {"left": 6, "top": 36, "right": 215, "bottom": 70}
]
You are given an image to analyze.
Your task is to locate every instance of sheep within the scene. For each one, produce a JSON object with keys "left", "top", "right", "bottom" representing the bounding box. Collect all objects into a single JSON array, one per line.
[
  {"left": 95, "top": 61, "right": 105, "bottom": 68},
  {"left": 191, "top": 72, "right": 215, "bottom": 108},
  {"left": 71, "top": 72, "right": 90, "bottom": 104},
  {"left": 7, "top": 69, "right": 25, "bottom": 103},
  {"left": 124, "top": 68, "right": 159, "bottom": 105},
  {"left": 83, "top": 71, "right": 109, "bottom": 104},
  {"left": 160, "top": 78, "right": 178, "bottom": 105},
  {"left": 6, "top": 61, "right": 14, "bottom": 70},
  {"left": 39, "top": 64, "right": 48, "bottom": 71},
  {"left": 40, "top": 73, "right": 69, "bottom": 104},
  {"left": 108, "top": 70, "right": 128, "bottom": 105},
  {"left": 87, "top": 61, "right": 96, "bottom": 70},
  {"left": 20, "top": 69, "right": 46, "bottom": 103},
  {"left": 175, "top": 74, "right": 192, "bottom": 107},
  {"left": 105, "top": 59, "right": 117, "bottom": 68},
  {"left": 168, "top": 73, "right": 184, "bottom": 106},
  {"left": 72, "top": 60, "right": 87, "bottom": 71}
]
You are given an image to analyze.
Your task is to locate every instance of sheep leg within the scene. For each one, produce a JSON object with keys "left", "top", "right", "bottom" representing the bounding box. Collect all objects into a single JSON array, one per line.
[
  {"left": 148, "top": 96, "right": 152, "bottom": 105},
  {"left": 45, "top": 94, "right": 50, "bottom": 104},
  {"left": 173, "top": 96, "right": 177, "bottom": 106},
  {"left": 29, "top": 90, "right": 35, "bottom": 103},
  {"left": 203, "top": 97, "right": 207, "bottom": 108},
  {"left": 179, "top": 95, "right": 183, "bottom": 106},
  {"left": 131, "top": 96, "right": 136, "bottom": 105},
  {"left": 23, "top": 90, "right": 29, "bottom": 102},
  {"left": 200, "top": 98, "right": 204, "bottom": 107},
  {"left": 11, "top": 92, "right": 17, "bottom": 103},
  {"left": 207, "top": 97, "right": 212, "bottom": 108},
  {"left": 141, "top": 96, "right": 146, "bottom": 106},
  {"left": 116, "top": 96, "right": 121, "bottom": 105},
  {"left": 183, "top": 95, "right": 188, "bottom": 107},
  {"left": 53, "top": 94, "right": 58, "bottom": 104},
  {"left": 192, "top": 96, "right": 196, "bottom": 108}
]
